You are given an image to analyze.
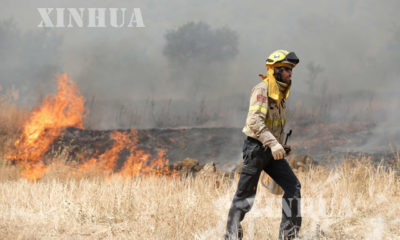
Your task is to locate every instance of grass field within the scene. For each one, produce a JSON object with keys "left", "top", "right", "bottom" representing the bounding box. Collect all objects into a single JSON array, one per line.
[
  {"left": 0, "top": 156, "right": 399, "bottom": 240},
  {"left": 1, "top": 90, "right": 399, "bottom": 239}
]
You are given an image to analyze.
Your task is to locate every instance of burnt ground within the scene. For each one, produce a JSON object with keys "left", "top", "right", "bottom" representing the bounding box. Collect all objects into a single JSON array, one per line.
[
  {"left": 49, "top": 127, "right": 398, "bottom": 171},
  {"left": 51, "top": 127, "right": 245, "bottom": 170}
]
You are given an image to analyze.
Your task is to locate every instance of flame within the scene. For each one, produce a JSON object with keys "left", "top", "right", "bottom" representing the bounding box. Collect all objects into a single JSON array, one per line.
[
  {"left": 7, "top": 74, "right": 85, "bottom": 181},
  {"left": 8, "top": 74, "right": 173, "bottom": 180},
  {"left": 79, "top": 129, "right": 173, "bottom": 178}
]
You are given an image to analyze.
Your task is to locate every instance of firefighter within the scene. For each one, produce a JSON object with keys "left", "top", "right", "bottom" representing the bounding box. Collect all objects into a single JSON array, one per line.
[{"left": 224, "top": 50, "right": 301, "bottom": 240}]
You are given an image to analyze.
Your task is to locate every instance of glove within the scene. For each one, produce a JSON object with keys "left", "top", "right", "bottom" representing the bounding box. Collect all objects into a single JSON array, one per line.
[
  {"left": 271, "top": 143, "right": 285, "bottom": 160},
  {"left": 283, "top": 145, "right": 291, "bottom": 155}
]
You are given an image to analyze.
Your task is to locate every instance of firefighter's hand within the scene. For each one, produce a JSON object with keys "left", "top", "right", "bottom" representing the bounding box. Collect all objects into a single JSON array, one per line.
[
  {"left": 283, "top": 145, "right": 291, "bottom": 155},
  {"left": 271, "top": 143, "right": 285, "bottom": 160}
]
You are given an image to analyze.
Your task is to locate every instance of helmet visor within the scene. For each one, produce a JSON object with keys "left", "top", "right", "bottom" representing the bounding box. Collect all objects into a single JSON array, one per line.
[{"left": 284, "top": 52, "right": 299, "bottom": 65}]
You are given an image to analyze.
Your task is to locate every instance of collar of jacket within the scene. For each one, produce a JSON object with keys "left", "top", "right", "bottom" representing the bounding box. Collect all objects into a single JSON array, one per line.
[{"left": 261, "top": 67, "right": 291, "bottom": 105}]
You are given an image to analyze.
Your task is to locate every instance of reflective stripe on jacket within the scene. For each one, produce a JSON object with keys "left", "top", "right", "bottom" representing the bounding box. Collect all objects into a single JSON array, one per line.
[{"left": 242, "top": 81, "right": 286, "bottom": 147}]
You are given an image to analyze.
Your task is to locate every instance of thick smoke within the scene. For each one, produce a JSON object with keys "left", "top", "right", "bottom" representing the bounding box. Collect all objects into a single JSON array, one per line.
[
  {"left": 163, "top": 22, "right": 238, "bottom": 64},
  {"left": 305, "top": 62, "right": 324, "bottom": 93},
  {"left": 162, "top": 21, "right": 238, "bottom": 98},
  {"left": 0, "top": 19, "right": 62, "bottom": 106},
  {"left": 0, "top": 0, "right": 399, "bottom": 152}
]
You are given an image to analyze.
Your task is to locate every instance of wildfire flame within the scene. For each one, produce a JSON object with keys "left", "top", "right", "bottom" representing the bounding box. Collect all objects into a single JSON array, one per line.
[
  {"left": 8, "top": 74, "right": 172, "bottom": 181},
  {"left": 7, "top": 74, "right": 84, "bottom": 181},
  {"left": 79, "top": 129, "right": 171, "bottom": 178}
]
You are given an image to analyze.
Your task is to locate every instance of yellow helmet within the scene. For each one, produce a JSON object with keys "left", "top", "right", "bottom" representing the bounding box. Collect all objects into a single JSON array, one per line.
[
  {"left": 262, "top": 50, "right": 299, "bottom": 104},
  {"left": 266, "top": 49, "right": 299, "bottom": 68}
]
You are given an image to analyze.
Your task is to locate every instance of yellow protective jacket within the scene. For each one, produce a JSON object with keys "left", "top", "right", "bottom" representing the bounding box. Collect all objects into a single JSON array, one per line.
[{"left": 242, "top": 81, "right": 286, "bottom": 148}]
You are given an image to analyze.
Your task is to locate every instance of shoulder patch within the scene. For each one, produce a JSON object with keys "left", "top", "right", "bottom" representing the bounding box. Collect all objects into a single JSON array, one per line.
[{"left": 257, "top": 94, "right": 267, "bottom": 103}]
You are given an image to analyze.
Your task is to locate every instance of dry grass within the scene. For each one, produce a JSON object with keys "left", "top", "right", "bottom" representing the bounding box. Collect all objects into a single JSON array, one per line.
[
  {"left": 0, "top": 90, "right": 28, "bottom": 157},
  {"left": 0, "top": 93, "right": 399, "bottom": 239},
  {"left": 0, "top": 156, "right": 399, "bottom": 240}
]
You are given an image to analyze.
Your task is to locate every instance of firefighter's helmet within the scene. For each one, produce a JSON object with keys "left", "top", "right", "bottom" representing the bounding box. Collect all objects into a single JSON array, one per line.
[{"left": 266, "top": 50, "right": 299, "bottom": 67}]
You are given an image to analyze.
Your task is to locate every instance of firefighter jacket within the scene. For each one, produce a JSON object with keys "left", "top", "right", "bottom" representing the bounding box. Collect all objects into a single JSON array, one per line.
[{"left": 242, "top": 81, "right": 286, "bottom": 148}]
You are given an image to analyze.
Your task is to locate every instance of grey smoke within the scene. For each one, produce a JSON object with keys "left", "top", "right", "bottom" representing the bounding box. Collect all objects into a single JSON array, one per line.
[
  {"left": 163, "top": 22, "right": 238, "bottom": 64},
  {"left": 305, "top": 62, "right": 323, "bottom": 92},
  {"left": 0, "top": 19, "right": 62, "bottom": 106},
  {"left": 162, "top": 21, "right": 238, "bottom": 98},
  {"left": 0, "top": 0, "right": 399, "bottom": 152}
]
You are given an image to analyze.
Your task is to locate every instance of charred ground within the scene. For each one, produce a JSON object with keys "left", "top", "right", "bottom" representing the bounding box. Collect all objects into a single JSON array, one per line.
[{"left": 49, "top": 124, "right": 397, "bottom": 172}]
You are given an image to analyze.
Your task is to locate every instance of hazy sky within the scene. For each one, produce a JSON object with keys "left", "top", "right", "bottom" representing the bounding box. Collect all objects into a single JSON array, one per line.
[{"left": 0, "top": 0, "right": 399, "bottom": 131}]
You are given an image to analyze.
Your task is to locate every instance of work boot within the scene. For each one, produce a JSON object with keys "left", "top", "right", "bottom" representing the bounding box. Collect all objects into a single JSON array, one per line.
[
  {"left": 224, "top": 225, "right": 243, "bottom": 240},
  {"left": 279, "top": 222, "right": 300, "bottom": 240}
]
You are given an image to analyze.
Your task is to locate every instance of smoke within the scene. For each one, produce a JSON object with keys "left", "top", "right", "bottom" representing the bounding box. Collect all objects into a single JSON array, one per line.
[
  {"left": 305, "top": 62, "right": 324, "bottom": 93},
  {"left": 163, "top": 22, "right": 238, "bottom": 64},
  {"left": 163, "top": 21, "right": 238, "bottom": 98},
  {"left": 0, "top": 0, "right": 399, "bottom": 151},
  {"left": 343, "top": 75, "right": 400, "bottom": 153},
  {"left": 0, "top": 19, "right": 62, "bottom": 106}
]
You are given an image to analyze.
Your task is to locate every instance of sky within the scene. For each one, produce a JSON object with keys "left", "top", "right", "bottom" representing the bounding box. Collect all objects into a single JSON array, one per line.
[{"left": 0, "top": 0, "right": 399, "bottom": 142}]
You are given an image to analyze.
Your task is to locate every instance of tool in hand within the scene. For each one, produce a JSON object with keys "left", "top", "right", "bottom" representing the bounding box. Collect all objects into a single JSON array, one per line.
[{"left": 283, "top": 129, "right": 292, "bottom": 154}]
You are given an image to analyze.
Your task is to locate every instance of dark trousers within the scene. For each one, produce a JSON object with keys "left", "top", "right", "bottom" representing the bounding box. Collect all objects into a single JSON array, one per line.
[{"left": 225, "top": 137, "right": 301, "bottom": 240}]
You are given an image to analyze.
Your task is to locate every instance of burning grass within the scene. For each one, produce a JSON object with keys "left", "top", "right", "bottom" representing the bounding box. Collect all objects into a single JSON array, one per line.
[
  {"left": 5, "top": 74, "right": 173, "bottom": 181},
  {"left": 0, "top": 156, "right": 399, "bottom": 239},
  {"left": 1, "top": 74, "right": 399, "bottom": 239}
]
